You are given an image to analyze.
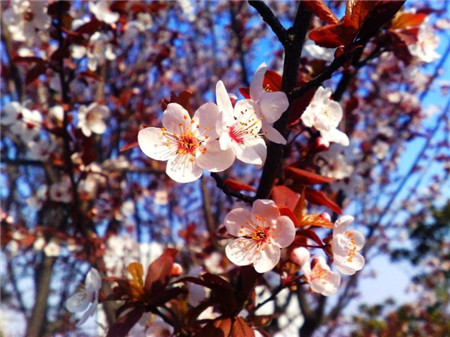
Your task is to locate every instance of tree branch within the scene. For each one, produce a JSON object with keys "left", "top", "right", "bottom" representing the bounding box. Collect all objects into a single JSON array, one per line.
[{"left": 248, "top": 0, "right": 288, "bottom": 45}]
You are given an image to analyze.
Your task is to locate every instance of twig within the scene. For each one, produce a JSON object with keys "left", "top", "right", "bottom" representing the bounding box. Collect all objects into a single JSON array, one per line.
[
  {"left": 248, "top": 1, "right": 288, "bottom": 45},
  {"left": 210, "top": 173, "right": 255, "bottom": 203}
]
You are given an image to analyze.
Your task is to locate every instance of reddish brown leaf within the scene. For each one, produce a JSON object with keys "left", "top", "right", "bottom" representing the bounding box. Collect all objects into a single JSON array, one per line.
[
  {"left": 285, "top": 167, "right": 334, "bottom": 185},
  {"left": 279, "top": 207, "right": 298, "bottom": 227},
  {"left": 144, "top": 248, "right": 177, "bottom": 295},
  {"left": 263, "top": 70, "right": 282, "bottom": 92},
  {"left": 309, "top": 16, "right": 358, "bottom": 48},
  {"left": 298, "top": 214, "right": 334, "bottom": 228},
  {"left": 305, "top": 188, "right": 342, "bottom": 214},
  {"left": 161, "top": 90, "right": 194, "bottom": 116},
  {"left": 303, "top": 0, "right": 339, "bottom": 25},
  {"left": 232, "top": 316, "right": 255, "bottom": 337},
  {"left": 294, "top": 229, "right": 324, "bottom": 246},
  {"left": 12, "top": 56, "right": 44, "bottom": 64},
  {"left": 288, "top": 86, "right": 317, "bottom": 125},
  {"left": 26, "top": 62, "right": 47, "bottom": 85},
  {"left": 239, "top": 70, "right": 281, "bottom": 99},
  {"left": 106, "top": 306, "right": 144, "bottom": 337},
  {"left": 75, "top": 17, "right": 102, "bottom": 35},
  {"left": 198, "top": 318, "right": 232, "bottom": 337},
  {"left": 391, "top": 12, "right": 426, "bottom": 29},
  {"left": 271, "top": 185, "right": 299, "bottom": 211},
  {"left": 224, "top": 179, "right": 256, "bottom": 192},
  {"left": 120, "top": 141, "right": 138, "bottom": 152},
  {"left": 358, "top": 0, "right": 406, "bottom": 42},
  {"left": 346, "top": 0, "right": 377, "bottom": 29}
]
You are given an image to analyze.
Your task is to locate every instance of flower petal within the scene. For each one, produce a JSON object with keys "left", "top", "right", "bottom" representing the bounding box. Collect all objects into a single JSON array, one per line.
[
  {"left": 86, "top": 268, "right": 102, "bottom": 291},
  {"left": 251, "top": 199, "right": 279, "bottom": 224},
  {"left": 193, "top": 102, "right": 220, "bottom": 139},
  {"left": 216, "top": 81, "right": 234, "bottom": 124},
  {"left": 77, "top": 301, "right": 97, "bottom": 326},
  {"left": 321, "top": 128, "right": 349, "bottom": 146},
  {"left": 333, "top": 215, "right": 354, "bottom": 236},
  {"left": 249, "top": 63, "right": 267, "bottom": 101},
  {"left": 225, "top": 238, "right": 258, "bottom": 267},
  {"left": 166, "top": 154, "right": 203, "bottom": 183},
  {"left": 138, "top": 127, "right": 177, "bottom": 161},
  {"left": 334, "top": 253, "right": 365, "bottom": 275},
  {"left": 259, "top": 91, "right": 289, "bottom": 123},
  {"left": 162, "top": 103, "right": 191, "bottom": 134},
  {"left": 253, "top": 243, "right": 280, "bottom": 273},
  {"left": 234, "top": 139, "right": 267, "bottom": 166},
  {"left": 65, "top": 292, "right": 90, "bottom": 313},
  {"left": 272, "top": 216, "right": 296, "bottom": 248},
  {"left": 224, "top": 208, "right": 253, "bottom": 236},
  {"left": 262, "top": 124, "right": 286, "bottom": 145},
  {"left": 196, "top": 139, "right": 235, "bottom": 172}
]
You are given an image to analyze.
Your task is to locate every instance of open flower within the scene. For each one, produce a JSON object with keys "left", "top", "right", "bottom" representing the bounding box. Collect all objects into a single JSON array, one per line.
[
  {"left": 77, "top": 102, "right": 110, "bottom": 137},
  {"left": 65, "top": 268, "right": 102, "bottom": 325},
  {"left": 224, "top": 199, "right": 296, "bottom": 273},
  {"left": 2, "top": 0, "right": 51, "bottom": 43},
  {"left": 89, "top": 0, "right": 119, "bottom": 24},
  {"left": 302, "top": 255, "right": 341, "bottom": 296},
  {"left": 301, "top": 87, "right": 349, "bottom": 146},
  {"left": 332, "top": 215, "right": 365, "bottom": 275},
  {"left": 248, "top": 63, "right": 289, "bottom": 144},
  {"left": 138, "top": 102, "right": 234, "bottom": 183},
  {"left": 216, "top": 81, "right": 267, "bottom": 165}
]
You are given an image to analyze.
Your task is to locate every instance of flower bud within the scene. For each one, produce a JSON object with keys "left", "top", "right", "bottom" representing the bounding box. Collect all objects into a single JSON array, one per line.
[
  {"left": 290, "top": 247, "right": 310, "bottom": 267},
  {"left": 319, "top": 212, "right": 331, "bottom": 222},
  {"left": 171, "top": 263, "right": 183, "bottom": 276}
]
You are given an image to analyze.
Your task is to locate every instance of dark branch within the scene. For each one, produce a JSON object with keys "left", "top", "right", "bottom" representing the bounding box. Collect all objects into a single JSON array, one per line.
[
  {"left": 290, "top": 53, "right": 349, "bottom": 99},
  {"left": 249, "top": 0, "right": 288, "bottom": 45},
  {"left": 210, "top": 173, "right": 255, "bottom": 204}
]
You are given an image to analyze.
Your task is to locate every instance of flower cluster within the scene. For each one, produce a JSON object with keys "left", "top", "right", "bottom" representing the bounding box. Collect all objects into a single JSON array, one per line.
[
  {"left": 290, "top": 215, "right": 365, "bottom": 296},
  {"left": 138, "top": 63, "right": 289, "bottom": 183}
]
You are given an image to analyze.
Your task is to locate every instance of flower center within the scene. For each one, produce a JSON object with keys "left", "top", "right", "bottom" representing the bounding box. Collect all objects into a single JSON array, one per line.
[
  {"left": 23, "top": 11, "right": 34, "bottom": 22},
  {"left": 346, "top": 232, "right": 357, "bottom": 262},
  {"left": 250, "top": 226, "right": 271, "bottom": 245},
  {"left": 177, "top": 132, "right": 199, "bottom": 155},
  {"left": 229, "top": 125, "right": 244, "bottom": 144}
]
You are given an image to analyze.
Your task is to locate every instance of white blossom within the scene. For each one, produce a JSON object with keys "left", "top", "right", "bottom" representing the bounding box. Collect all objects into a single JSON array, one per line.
[
  {"left": 77, "top": 102, "right": 110, "bottom": 137},
  {"left": 224, "top": 199, "right": 296, "bottom": 273},
  {"left": 408, "top": 19, "right": 440, "bottom": 64},
  {"left": 138, "top": 102, "right": 234, "bottom": 183},
  {"left": 216, "top": 81, "right": 267, "bottom": 166},
  {"left": 2, "top": 0, "right": 51, "bottom": 43},
  {"left": 302, "top": 254, "right": 341, "bottom": 296},
  {"left": 65, "top": 268, "right": 102, "bottom": 325},
  {"left": 301, "top": 87, "right": 349, "bottom": 146},
  {"left": 248, "top": 63, "right": 289, "bottom": 145},
  {"left": 332, "top": 216, "right": 365, "bottom": 275},
  {"left": 88, "top": 0, "right": 119, "bottom": 24}
]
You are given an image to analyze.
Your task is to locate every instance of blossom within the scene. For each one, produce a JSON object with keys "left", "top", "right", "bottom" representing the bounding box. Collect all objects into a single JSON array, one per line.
[
  {"left": 1, "top": 101, "right": 43, "bottom": 142},
  {"left": 216, "top": 81, "right": 267, "bottom": 165},
  {"left": 224, "top": 199, "right": 296, "bottom": 273},
  {"left": 248, "top": 63, "right": 289, "bottom": 145},
  {"left": 50, "top": 176, "right": 72, "bottom": 203},
  {"left": 77, "top": 102, "right": 110, "bottom": 137},
  {"left": 332, "top": 216, "right": 365, "bottom": 275},
  {"left": 301, "top": 87, "right": 349, "bottom": 146},
  {"left": 138, "top": 102, "right": 234, "bottom": 183},
  {"left": 408, "top": 20, "right": 440, "bottom": 64},
  {"left": 71, "top": 31, "right": 116, "bottom": 72},
  {"left": 89, "top": 0, "right": 119, "bottom": 24},
  {"left": 301, "top": 254, "right": 341, "bottom": 296},
  {"left": 2, "top": 0, "right": 51, "bottom": 43},
  {"left": 65, "top": 268, "right": 102, "bottom": 325},
  {"left": 290, "top": 246, "right": 310, "bottom": 266}
]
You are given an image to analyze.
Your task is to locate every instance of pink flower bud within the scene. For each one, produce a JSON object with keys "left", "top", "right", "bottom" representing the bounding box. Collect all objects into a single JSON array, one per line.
[
  {"left": 290, "top": 247, "right": 310, "bottom": 267},
  {"left": 171, "top": 263, "right": 183, "bottom": 276},
  {"left": 319, "top": 212, "right": 331, "bottom": 222},
  {"left": 315, "top": 137, "right": 330, "bottom": 151}
]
